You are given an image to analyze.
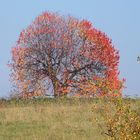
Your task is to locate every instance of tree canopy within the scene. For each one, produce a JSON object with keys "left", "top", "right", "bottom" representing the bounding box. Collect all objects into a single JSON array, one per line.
[{"left": 10, "top": 12, "right": 123, "bottom": 98}]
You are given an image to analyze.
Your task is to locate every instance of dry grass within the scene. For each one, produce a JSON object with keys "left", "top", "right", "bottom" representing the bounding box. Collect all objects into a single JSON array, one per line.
[
  {"left": 0, "top": 98, "right": 104, "bottom": 140},
  {"left": 0, "top": 97, "right": 139, "bottom": 140}
]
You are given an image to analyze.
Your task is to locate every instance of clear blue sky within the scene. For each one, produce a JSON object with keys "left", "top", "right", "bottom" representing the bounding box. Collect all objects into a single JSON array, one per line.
[{"left": 0, "top": 0, "right": 140, "bottom": 97}]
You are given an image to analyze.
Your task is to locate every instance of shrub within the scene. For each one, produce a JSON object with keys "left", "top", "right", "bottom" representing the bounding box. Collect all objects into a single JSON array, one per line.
[{"left": 92, "top": 97, "right": 140, "bottom": 140}]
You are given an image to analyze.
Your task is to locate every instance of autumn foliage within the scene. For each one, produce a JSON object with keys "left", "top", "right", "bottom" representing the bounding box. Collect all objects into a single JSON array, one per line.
[
  {"left": 93, "top": 97, "right": 140, "bottom": 140},
  {"left": 9, "top": 12, "right": 123, "bottom": 98}
]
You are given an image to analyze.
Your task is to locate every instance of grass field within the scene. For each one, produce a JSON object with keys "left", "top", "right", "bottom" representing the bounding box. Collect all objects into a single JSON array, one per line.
[{"left": 0, "top": 98, "right": 139, "bottom": 140}]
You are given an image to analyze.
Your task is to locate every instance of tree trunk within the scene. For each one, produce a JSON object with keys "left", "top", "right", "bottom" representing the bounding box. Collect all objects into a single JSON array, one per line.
[{"left": 52, "top": 79, "right": 59, "bottom": 98}]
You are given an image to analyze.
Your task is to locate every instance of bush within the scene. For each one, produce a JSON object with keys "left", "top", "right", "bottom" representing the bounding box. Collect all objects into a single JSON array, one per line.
[{"left": 92, "top": 97, "right": 140, "bottom": 140}]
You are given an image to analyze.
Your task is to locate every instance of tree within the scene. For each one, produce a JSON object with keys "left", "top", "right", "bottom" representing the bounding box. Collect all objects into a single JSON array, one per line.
[
  {"left": 9, "top": 12, "right": 122, "bottom": 98},
  {"left": 137, "top": 55, "right": 140, "bottom": 63}
]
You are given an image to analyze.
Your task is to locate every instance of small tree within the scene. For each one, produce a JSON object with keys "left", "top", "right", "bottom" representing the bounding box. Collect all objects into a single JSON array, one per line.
[
  {"left": 9, "top": 12, "right": 122, "bottom": 98},
  {"left": 137, "top": 55, "right": 140, "bottom": 63},
  {"left": 92, "top": 97, "right": 140, "bottom": 140}
]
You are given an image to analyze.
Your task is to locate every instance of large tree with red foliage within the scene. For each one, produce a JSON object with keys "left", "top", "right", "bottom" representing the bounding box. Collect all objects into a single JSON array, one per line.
[{"left": 10, "top": 12, "right": 123, "bottom": 98}]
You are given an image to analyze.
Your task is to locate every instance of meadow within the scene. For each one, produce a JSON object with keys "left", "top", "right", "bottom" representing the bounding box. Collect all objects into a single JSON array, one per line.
[{"left": 0, "top": 97, "right": 139, "bottom": 140}]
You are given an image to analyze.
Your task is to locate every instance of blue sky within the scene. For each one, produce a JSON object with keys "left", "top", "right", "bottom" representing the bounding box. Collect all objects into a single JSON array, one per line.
[{"left": 0, "top": 0, "right": 140, "bottom": 97}]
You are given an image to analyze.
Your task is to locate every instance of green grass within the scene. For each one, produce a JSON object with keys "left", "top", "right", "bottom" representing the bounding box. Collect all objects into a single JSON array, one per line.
[{"left": 0, "top": 97, "right": 139, "bottom": 140}]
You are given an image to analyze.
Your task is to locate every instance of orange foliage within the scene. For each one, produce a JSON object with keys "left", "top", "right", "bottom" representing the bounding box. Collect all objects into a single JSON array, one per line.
[{"left": 9, "top": 11, "right": 123, "bottom": 98}]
